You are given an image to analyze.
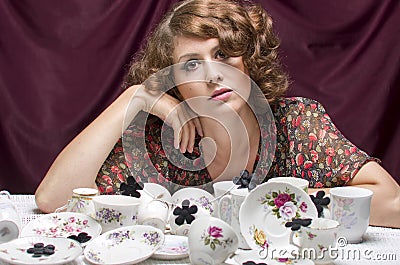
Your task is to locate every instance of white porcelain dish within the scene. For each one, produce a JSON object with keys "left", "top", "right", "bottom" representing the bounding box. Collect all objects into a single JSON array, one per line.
[
  {"left": 0, "top": 236, "right": 82, "bottom": 265},
  {"left": 239, "top": 182, "right": 317, "bottom": 250},
  {"left": 151, "top": 234, "right": 189, "bottom": 260},
  {"left": 21, "top": 212, "right": 101, "bottom": 246},
  {"left": 83, "top": 225, "right": 164, "bottom": 265}
]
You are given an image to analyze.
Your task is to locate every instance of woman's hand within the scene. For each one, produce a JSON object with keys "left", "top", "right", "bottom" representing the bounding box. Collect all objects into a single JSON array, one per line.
[{"left": 131, "top": 85, "right": 203, "bottom": 153}]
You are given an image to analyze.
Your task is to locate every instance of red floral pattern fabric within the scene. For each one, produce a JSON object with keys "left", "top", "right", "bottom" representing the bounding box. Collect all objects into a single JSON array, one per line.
[{"left": 96, "top": 97, "right": 377, "bottom": 194}]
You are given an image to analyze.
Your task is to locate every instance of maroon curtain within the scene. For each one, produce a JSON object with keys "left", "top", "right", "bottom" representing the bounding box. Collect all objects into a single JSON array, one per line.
[{"left": 0, "top": 0, "right": 398, "bottom": 194}]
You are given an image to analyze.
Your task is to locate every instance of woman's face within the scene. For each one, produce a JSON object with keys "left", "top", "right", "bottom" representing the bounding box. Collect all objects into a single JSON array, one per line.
[{"left": 172, "top": 36, "right": 251, "bottom": 117}]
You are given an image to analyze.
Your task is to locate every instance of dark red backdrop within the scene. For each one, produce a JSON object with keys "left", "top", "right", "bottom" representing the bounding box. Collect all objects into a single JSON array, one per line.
[{"left": 1, "top": 0, "right": 398, "bottom": 193}]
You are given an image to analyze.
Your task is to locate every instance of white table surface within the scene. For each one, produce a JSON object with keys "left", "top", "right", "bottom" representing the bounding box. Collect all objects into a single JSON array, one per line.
[{"left": 4, "top": 194, "right": 400, "bottom": 265}]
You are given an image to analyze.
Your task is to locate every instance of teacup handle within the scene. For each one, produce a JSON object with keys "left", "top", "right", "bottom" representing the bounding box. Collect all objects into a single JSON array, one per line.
[
  {"left": 0, "top": 190, "right": 11, "bottom": 199},
  {"left": 218, "top": 194, "right": 232, "bottom": 223},
  {"left": 289, "top": 230, "right": 301, "bottom": 249}
]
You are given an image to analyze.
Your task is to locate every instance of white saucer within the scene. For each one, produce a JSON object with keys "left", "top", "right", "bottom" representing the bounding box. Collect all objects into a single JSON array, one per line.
[
  {"left": 21, "top": 212, "right": 101, "bottom": 246},
  {"left": 0, "top": 236, "right": 82, "bottom": 265},
  {"left": 151, "top": 234, "right": 189, "bottom": 260},
  {"left": 83, "top": 225, "right": 164, "bottom": 265},
  {"left": 171, "top": 187, "right": 217, "bottom": 216},
  {"left": 239, "top": 182, "right": 317, "bottom": 249}
]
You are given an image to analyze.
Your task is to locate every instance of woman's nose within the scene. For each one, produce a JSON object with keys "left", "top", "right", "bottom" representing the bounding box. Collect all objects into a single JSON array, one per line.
[{"left": 205, "top": 62, "right": 224, "bottom": 84}]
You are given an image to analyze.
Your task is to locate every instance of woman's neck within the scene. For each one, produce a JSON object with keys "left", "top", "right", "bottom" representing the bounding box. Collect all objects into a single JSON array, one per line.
[{"left": 199, "top": 105, "right": 260, "bottom": 181}]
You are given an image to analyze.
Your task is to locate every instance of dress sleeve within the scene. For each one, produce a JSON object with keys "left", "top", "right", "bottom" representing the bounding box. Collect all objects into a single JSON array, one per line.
[
  {"left": 95, "top": 138, "right": 131, "bottom": 194},
  {"left": 283, "top": 97, "right": 378, "bottom": 188}
]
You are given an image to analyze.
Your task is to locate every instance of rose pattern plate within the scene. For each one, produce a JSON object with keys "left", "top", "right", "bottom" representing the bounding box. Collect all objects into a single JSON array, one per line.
[
  {"left": 0, "top": 236, "right": 82, "bottom": 265},
  {"left": 20, "top": 212, "right": 102, "bottom": 246},
  {"left": 83, "top": 225, "right": 164, "bottom": 265},
  {"left": 151, "top": 234, "right": 189, "bottom": 260},
  {"left": 239, "top": 182, "right": 317, "bottom": 250}
]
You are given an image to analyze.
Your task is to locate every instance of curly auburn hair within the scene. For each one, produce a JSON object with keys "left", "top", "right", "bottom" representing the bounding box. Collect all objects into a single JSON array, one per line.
[{"left": 124, "top": 0, "right": 288, "bottom": 102}]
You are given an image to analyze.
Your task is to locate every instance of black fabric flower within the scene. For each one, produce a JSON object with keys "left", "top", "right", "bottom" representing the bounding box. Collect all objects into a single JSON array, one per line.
[
  {"left": 67, "top": 232, "right": 91, "bottom": 243},
  {"left": 285, "top": 218, "right": 312, "bottom": 231},
  {"left": 310, "top": 190, "right": 330, "bottom": 217},
  {"left": 172, "top": 199, "right": 198, "bottom": 226},
  {"left": 233, "top": 170, "right": 258, "bottom": 191},
  {"left": 242, "top": 261, "right": 268, "bottom": 265},
  {"left": 120, "top": 176, "right": 143, "bottom": 198}
]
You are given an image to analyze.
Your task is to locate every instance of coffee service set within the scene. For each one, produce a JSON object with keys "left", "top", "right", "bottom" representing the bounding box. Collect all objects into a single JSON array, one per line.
[{"left": 0, "top": 177, "right": 373, "bottom": 265}]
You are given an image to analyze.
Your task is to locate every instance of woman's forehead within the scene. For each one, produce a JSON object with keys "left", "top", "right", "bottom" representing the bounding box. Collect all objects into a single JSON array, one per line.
[{"left": 172, "top": 36, "right": 220, "bottom": 61}]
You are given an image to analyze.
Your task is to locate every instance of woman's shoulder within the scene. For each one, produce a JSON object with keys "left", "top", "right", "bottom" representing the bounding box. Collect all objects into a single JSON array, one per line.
[
  {"left": 275, "top": 96, "right": 325, "bottom": 110},
  {"left": 272, "top": 96, "right": 328, "bottom": 117}
]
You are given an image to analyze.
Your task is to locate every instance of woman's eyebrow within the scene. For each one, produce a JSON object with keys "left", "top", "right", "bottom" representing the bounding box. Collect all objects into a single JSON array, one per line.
[
  {"left": 178, "top": 53, "right": 199, "bottom": 62},
  {"left": 177, "top": 45, "right": 221, "bottom": 62}
]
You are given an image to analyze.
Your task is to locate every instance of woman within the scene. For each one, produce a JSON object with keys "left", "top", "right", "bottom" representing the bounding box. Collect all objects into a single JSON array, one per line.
[{"left": 35, "top": 0, "right": 400, "bottom": 227}]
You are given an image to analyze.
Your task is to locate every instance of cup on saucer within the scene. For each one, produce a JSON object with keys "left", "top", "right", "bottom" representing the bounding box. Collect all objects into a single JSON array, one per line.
[
  {"left": 92, "top": 195, "right": 140, "bottom": 233},
  {"left": 138, "top": 183, "right": 171, "bottom": 231},
  {"left": 290, "top": 218, "right": 340, "bottom": 264},
  {"left": 188, "top": 216, "right": 238, "bottom": 265}
]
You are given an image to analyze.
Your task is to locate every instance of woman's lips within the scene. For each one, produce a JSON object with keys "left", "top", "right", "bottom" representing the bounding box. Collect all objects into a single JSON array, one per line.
[{"left": 210, "top": 88, "right": 233, "bottom": 101}]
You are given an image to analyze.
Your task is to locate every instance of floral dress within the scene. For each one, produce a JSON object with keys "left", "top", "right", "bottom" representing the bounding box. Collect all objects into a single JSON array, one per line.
[{"left": 96, "top": 97, "right": 377, "bottom": 194}]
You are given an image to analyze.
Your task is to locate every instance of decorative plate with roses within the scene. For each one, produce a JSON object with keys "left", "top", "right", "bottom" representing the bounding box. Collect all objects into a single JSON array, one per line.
[{"left": 239, "top": 182, "right": 317, "bottom": 250}]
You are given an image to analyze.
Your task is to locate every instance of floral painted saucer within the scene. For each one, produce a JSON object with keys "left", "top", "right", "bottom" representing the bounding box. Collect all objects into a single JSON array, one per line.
[
  {"left": 239, "top": 182, "right": 317, "bottom": 250},
  {"left": 171, "top": 187, "right": 217, "bottom": 216},
  {"left": 169, "top": 188, "right": 217, "bottom": 236},
  {"left": 83, "top": 225, "right": 164, "bottom": 265},
  {"left": 20, "top": 212, "right": 102, "bottom": 246},
  {"left": 151, "top": 234, "right": 189, "bottom": 260},
  {"left": 0, "top": 236, "right": 82, "bottom": 265},
  {"left": 234, "top": 249, "right": 315, "bottom": 265}
]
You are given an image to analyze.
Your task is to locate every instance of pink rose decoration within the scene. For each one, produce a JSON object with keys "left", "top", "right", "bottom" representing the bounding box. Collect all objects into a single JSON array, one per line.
[
  {"left": 207, "top": 226, "right": 223, "bottom": 238},
  {"left": 274, "top": 193, "right": 292, "bottom": 208},
  {"left": 300, "top": 202, "right": 308, "bottom": 212}
]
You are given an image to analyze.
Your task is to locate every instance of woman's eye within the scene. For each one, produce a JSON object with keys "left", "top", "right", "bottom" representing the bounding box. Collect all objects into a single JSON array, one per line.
[
  {"left": 215, "top": 50, "right": 227, "bottom": 60},
  {"left": 184, "top": 60, "right": 200, "bottom": 72}
]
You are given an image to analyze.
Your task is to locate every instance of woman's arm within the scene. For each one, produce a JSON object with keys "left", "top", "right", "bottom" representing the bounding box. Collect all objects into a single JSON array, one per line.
[
  {"left": 35, "top": 86, "right": 139, "bottom": 213},
  {"left": 35, "top": 85, "right": 201, "bottom": 213},
  {"left": 309, "top": 161, "right": 400, "bottom": 228}
]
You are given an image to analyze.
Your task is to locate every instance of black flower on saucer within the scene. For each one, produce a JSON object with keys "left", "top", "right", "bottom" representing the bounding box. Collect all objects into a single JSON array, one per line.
[
  {"left": 233, "top": 170, "right": 258, "bottom": 191},
  {"left": 172, "top": 199, "right": 198, "bottom": 226},
  {"left": 285, "top": 218, "right": 312, "bottom": 231},
  {"left": 120, "top": 176, "right": 143, "bottom": 198},
  {"left": 67, "top": 232, "right": 92, "bottom": 243}
]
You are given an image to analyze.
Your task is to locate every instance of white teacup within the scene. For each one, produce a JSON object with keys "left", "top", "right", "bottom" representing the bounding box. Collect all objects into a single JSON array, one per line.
[
  {"left": 92, "top": 195, "right": 140, "bottom": 233},
  {"left": 0, "top": 190, "right": 21, "bottom": 243},
  {"left": 56, "top": 187, "right": 98, "bottom": 217},
  {"left": 219, "top": 188, "right": 250, "bottom": 249},
  {"left": 138, "top": 183, "right": 171, "bottom": 231},
  {"left": 213, "top": 181, "right": 239, "bottom": 223},
  {"left": 188, "top": 216, "right": 238, "bottom": 265},
  {"left": 290, "top": 218, "right": 340, "bottom": 264},
  {"left": 268, "top": 177, "right": 309, "bottom": 193},
  {"left": 330, "top": 186, "right": 373, "bottom": 243},
  {"left": 213, "top": 181, "right": 238, "bottom": 199}
]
